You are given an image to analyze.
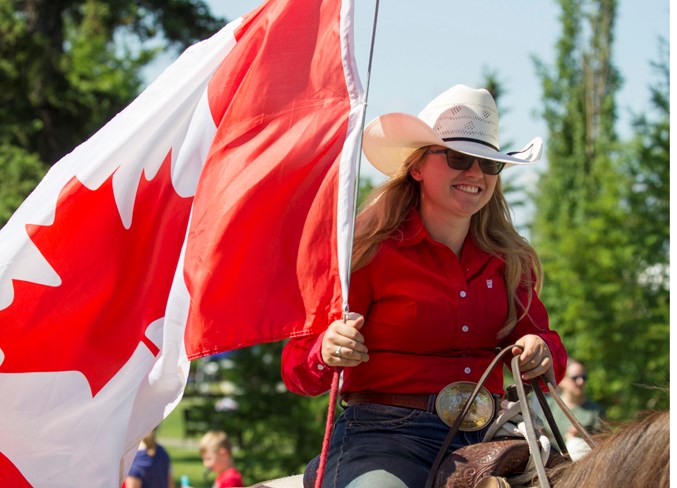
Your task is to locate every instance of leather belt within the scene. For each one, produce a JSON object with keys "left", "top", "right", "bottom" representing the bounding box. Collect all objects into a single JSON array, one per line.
[
  {"left": 343, "top": 383, "right": 499, "bottom": 432},
  {"left": 344, "top": 391, "right": 435, "bottom": 412}
]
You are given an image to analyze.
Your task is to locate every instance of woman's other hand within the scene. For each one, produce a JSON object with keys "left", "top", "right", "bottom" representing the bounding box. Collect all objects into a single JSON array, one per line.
[
  {"left": 512, "top": 334, "right": 555, "bottom": 384},
  {"left": 321, "top": 312, "right": 370, "bottom": 367}
]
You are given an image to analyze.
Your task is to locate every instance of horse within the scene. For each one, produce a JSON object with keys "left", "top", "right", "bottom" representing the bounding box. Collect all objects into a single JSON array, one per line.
[{"left": 547, "top": 409, "right": 669, "bottom": 488}]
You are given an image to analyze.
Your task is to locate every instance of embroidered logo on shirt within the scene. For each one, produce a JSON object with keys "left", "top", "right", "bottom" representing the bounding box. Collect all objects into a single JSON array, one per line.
[{"left": 486, "top": 279, "right": 493, "bottom": 289}]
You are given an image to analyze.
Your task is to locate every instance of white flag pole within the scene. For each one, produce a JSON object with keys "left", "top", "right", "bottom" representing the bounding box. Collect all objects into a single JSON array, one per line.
[{"left": 342, "top": 0, "right": 381, "bottom": 318}]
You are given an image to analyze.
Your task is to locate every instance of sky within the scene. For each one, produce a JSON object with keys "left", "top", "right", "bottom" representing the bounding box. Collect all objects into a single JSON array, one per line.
[{"left": 176, "top": 0, "right": 669, "bottom": 224}]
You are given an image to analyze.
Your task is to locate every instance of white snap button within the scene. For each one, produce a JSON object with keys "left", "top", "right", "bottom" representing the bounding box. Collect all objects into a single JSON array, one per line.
[
  {"left": 317, "top": 364, "right": 325, "bottom": 371},
  {"left": 460, "top": 290, "right": 467, "bottom": 298},
  {"left": 464, "top": 367, "right": 471, "bottom": 374},
  {"left": 462, "top": 325, "right": 469, "bottom": 332}
]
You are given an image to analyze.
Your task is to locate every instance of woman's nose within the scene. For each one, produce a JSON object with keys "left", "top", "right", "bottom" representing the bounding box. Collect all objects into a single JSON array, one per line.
[{"left": 464, "top": 159, "right": 483, "bottom": 176}]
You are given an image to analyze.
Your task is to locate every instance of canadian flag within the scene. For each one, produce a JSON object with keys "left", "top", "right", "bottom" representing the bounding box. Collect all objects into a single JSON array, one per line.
[{"left": 0, "top": 0, "right": 364, "bottom": 485}]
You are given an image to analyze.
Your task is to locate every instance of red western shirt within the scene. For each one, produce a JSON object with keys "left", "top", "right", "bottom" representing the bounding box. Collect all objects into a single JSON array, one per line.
[{"left": 282, "top": 210, "right": 566, "bottom": 397}]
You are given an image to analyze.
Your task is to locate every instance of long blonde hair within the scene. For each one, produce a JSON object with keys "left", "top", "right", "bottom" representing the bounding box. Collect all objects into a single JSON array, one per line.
[{"left": 352, "top": 147, "right": 543, "bottom": 338}]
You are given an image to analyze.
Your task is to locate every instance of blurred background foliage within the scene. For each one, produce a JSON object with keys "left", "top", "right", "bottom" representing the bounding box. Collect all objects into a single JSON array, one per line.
[
  {"left": 0, "top": 0, "right": 668, "bottom": 484},
  {"left": 530, "top": 0, "right": 669, "bottom": 419}
]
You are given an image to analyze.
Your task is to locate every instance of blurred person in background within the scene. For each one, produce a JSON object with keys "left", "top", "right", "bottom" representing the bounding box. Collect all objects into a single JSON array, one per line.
[
  {"left": 547, "top": 358, "right": 605, "bottom": 459},
  {"left": 199, "top": 430, "right": 243, "bottom": 488},
  {"left": 125, "top": 428, "right": 174, "bottom": 488}
]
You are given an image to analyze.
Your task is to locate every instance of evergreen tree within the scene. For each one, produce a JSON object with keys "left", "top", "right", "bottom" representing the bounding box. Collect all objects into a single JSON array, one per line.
[
  {"left": 614, "top": 39, "right": 670, "bottom": 411},
  {"left": 531, "top": 0, "right": 668, "bottom": 418}
]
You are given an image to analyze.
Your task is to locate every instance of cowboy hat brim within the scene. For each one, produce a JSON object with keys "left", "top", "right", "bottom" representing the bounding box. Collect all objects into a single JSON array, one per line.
[{"left": 362, "top": 113, "right": 542, "bottom": 176}]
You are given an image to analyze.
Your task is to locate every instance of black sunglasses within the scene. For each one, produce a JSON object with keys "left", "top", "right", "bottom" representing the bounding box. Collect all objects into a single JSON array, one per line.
[
  {"left": 426, "top": 148, "right": 506, "bottom": 175},
  {"left": 570, "top": 374, "right": 588, "bottom": 382}
]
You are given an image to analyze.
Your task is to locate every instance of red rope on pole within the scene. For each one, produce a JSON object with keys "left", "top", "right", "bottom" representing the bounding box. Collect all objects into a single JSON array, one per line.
[{"left": 314, "top": 369, "right": 341, "bottom": 488}]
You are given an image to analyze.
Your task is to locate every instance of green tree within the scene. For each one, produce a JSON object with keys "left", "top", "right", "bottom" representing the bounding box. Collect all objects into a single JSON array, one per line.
[
  {"left": 0, "top": 0, "right": 223, "bottom": 226},
  {"left": 622, "top": 39, "right": 669, "bottom": 282},
  {"left": 205, "top": 344, "right": 329, "bottom": 484},
  {"left": 613, "top": 40, "right": 670, "bottom": 410},
  {"left": 0, "top": 145, "right": 45, "bottom": 223},
  {"left": 531, "top": 0, "right": 668, "bottom": 419}
]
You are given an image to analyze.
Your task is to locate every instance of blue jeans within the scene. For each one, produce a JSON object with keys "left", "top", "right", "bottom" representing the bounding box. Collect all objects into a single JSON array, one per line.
[{"left": 304, "top": 403, "right": 492, "bottom": 488}]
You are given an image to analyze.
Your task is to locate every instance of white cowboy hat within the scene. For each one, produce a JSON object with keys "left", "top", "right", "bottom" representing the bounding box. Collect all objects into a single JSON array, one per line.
[{"left": 362, "top": 84, "right": 543, "bottom": 176}]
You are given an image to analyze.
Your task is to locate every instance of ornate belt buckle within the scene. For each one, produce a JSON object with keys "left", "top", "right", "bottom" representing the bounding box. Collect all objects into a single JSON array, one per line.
[{"left": 434, "top": 381, "right": 495, "bottom": 432}]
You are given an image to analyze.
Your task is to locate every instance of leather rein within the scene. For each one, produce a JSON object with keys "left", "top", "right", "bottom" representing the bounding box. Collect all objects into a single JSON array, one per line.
[{"left": 424, "top": 345, "right": 596, "bottom": 488}]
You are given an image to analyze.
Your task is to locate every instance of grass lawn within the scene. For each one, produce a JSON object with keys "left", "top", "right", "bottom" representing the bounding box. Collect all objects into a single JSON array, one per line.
[{"left": 157, "top": 396, "right": 188, "bottom": 438}]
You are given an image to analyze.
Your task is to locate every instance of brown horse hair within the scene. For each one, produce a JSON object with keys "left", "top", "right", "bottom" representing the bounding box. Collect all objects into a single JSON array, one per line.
[{"left": 548, "top": 410, "right": 669, "bottom": 487}]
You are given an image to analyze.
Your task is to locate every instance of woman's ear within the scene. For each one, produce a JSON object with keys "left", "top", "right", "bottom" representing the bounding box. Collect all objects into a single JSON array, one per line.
[{"left": 410, "top": 165, "right": 423, "bottom": 181}]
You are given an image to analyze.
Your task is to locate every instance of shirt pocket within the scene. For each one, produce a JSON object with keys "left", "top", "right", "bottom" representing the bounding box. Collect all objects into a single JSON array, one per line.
[
  {"left": 364, "top": 297, "right": 417, "bottom": 350},
  {"left": 481, "top": 275, "right": 509, "bottom": 321}
]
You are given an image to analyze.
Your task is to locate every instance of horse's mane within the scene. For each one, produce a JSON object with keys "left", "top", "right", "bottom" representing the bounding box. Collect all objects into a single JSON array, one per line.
[{"left": 548, "top": 410, "right": 669, "bottom": 487}]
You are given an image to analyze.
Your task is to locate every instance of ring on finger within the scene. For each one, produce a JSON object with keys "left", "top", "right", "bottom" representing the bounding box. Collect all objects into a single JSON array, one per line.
[{"left": 334, "top": 345, "right": 343, "bottom": 358}]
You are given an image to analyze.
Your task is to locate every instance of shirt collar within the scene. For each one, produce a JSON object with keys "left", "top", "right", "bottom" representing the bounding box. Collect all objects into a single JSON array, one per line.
[
  {"left": 394, "top": 208, "right": 496, "bottom": 276},
  {"left": 394, "top": 208, "right": 428, "bottom": 248}
]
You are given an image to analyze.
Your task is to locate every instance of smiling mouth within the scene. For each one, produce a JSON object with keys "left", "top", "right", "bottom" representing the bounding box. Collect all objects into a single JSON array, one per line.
[{"left": 454, "top": 184, "right": 480, "bottom": 194}]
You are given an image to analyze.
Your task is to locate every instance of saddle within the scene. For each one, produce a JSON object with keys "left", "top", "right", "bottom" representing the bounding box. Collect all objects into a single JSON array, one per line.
[{"left": 427, "top": 346, "right": 595, "bottom": 488}]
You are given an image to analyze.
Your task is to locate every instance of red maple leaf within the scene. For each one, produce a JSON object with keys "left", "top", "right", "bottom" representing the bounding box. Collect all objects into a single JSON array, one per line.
[{"left": 0, "top": 152, "right": 193, "bottom": 396}]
